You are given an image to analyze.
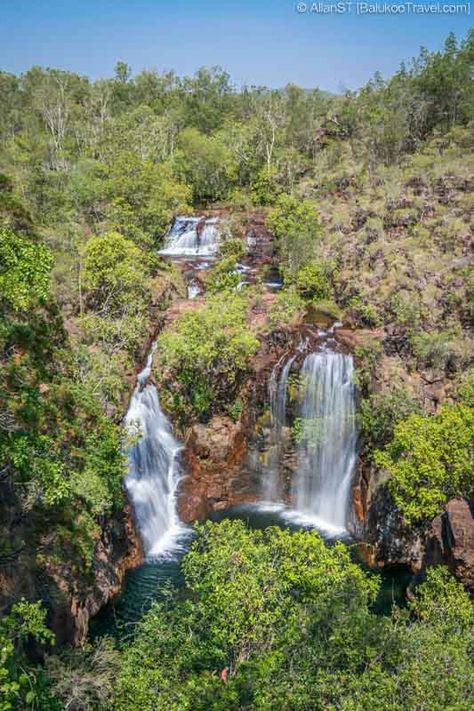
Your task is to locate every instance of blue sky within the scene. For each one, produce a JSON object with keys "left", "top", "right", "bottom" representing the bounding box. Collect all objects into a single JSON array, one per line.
[{"left": 0, "top": 0, "right": 472, "bottom": 91}]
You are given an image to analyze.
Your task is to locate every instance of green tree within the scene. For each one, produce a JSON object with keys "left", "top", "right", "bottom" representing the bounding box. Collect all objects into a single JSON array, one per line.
[
  {"left": 375, "top": 404, "right": 474, "bottom": 522},
  {"left": 82, "top": 231, "right": 151, "bottom": 316},
  {"left": 111, "top": 521, "right": 474, "bottom": 711},
  {"left": 157, "top": 295, "right": 259, "bottom": 421},
  {"left": 0, "top": 600, "right": 55, "bottom": 711},
  {"left": 0, "top": 229, "right": 52, "bottom": 312},
  {"left": 175, "top": 127, "right": 233, "bottom": 203},
  {"left": 267, "top": 194, "right": 321, "bottom": 276}
]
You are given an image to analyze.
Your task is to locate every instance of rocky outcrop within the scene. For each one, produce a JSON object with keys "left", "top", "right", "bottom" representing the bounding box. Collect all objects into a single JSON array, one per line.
[
  {"left": 363, "top": 483, "right": 426, "bottom": 570},
  {"left": 424, "top": 498, "right": 474, "bottom": 592},
  {"left": 44, "top": 506, "right": 142, "bottom": 645},
  {"left": 179, "top": 416, "right": 255, "bottom": 521},
  {"left": 363, "top": 485, "right": 474, "bottom": 593},
  {"left": 0, "top": 497, "right": 142, "bottom": 647}
]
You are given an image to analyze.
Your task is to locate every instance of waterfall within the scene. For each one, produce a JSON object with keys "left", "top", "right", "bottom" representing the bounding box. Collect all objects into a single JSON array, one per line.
[
  {"left": 291, "top": 351, "right": 357, "bottom": 533},
  {"left": 262, "top": 356, "right": 295, "bottom": 501},
  {"left": 260, "top": 349, "right": 357, "bottom": 534},
  {"left": 159, "top": 216, "right": 219, "bottom": 256},
  {"left": 124, "top": 348, "right": 185, "bottom": 557}
]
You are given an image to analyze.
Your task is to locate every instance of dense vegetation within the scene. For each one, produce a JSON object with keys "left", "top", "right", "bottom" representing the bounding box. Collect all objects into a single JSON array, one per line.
[
  {"left": 0, "top": 28, "right": 473, "bottom": 711},
  {"left": 9, "top": 521, "right": 474, "bottom": 710},
  {"left": 157, "top": 294, "right": 259, "bottom": 422}
]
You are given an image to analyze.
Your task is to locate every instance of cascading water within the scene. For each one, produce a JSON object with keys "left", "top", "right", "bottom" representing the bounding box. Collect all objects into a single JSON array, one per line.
[
  {"left": 291, "top": 351, "right": 357, "bottom": 533},
  {"left": 159, "top": 215, "right": 219, "bottom": 256},
  {"left": 262, "top": 356, "right": 295, "bottom": 501},
  {"left": 124, "top": 347, "right": 185, "bottom": 557},
  {"left": 260, "top": 348, "right": 357, "bottom": 535}
]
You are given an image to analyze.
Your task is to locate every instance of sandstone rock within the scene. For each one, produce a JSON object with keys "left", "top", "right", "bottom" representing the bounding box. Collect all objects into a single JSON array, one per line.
[
  {"left": 44, "top": 506, "right": 142, "bottom": 646},
  {"left": 179, "top": 415, "right": 253, "bottom": 522},
  {"left": 424, "top": 498, "right": 474, "bottom": 592}
]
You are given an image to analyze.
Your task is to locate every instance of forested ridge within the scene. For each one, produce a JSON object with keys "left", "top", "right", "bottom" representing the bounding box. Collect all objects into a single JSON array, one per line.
[{"left": 0, "top": 30, "right": 473, "bottom": 710}]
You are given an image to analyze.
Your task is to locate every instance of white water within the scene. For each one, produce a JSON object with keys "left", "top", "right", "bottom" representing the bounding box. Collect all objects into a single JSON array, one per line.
[
  {"left": 262, "top": 356, "right": 295, "bottom": 501},
  {"left": 159, "top": 215, "right": 220, "bottom": 257},
  {"left": 292, "top": 351, "right": 357, "bottom": 532},
  {"left": 124, "top": 348, "right": 186, "bottom": 558},
  {"left": 261, "top": 350, "right": 357, "bottom": 535}
]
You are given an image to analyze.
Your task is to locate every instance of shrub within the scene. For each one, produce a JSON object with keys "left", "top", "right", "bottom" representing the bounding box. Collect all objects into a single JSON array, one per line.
[
  {"left": 267, "top": 194, "right": 321, "bottom": 276},
  {"left": 83, "top": 231, "right": 152, "bottom": 316},
  {"left": 360, "top": 386, "right": 421, "bottom": 452},
  {"left": 457, "top": 367, "right": 474, "bottom": 407},
  {"left": 0, "top": 229, "right": 52, "bottom": 312},
  {"left": 309, "top": 299, "right": 344, "bottom": 323},
  {"left": 157, "top": 295, "right": 259, "bottom": 421},
  {"left": 410, "top": 330, "right": 469, "bottom": 372},
  {"left": 294, "top": 260, "right": 335, "bottom": 300},
  {"left": 267, "top": 288, "right": 305, "bottom": 329},
  {"left": 219, "top": 238, "right": 245, "bottom": 260},
  {"left": 0, "top": 600, "right": 55, "bottom": 710},
  {"left": 354, "top": 339, "right": 384, "bottom": 396},
  {"left": 349, "top": 296, "right": 383, "bottom": 328},
  {"left": 375, "top": 404, "right": 474, "bottom": 522},
  {"left": 206, "top": 256, "right": 242, "bottom": 294},
  {"left": 251, "top": 165, "right": 282, "bottom": 206}
]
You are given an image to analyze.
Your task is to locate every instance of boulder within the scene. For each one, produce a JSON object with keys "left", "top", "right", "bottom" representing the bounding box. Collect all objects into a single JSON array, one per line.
[{"left": 424, "top": 498, "right": 474, "bottom": 592}]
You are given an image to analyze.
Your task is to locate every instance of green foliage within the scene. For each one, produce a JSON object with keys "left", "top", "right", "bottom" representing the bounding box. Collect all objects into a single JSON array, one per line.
[
  {"left": 206, "top": 256, "right": 241, "bottom": 294},
  {"left": 308, "top": 299, "right": 343, "bottom": 323},
  {"left": 267, "top": 288, "right": 305, "bottom": 329},
  {"left": 375, "top": 404, "right": 474, "bottom": 522},
  {"left": 457, "top": 367, "right": 474, "bottom": 408},
  {"left": 360, "top": 386, "right": 421, "bottom": 452},
  {"left": 102, "top": 154, "right": 190, "bottom": 245},
  {"left": 349, "top": 295, "right": 383, "bottom": 328},
  {"left": 175, "top": 128, "right": 232, "bottom": 203},
  {"left": 0, "top": 600, "right": 55, "bottom": 711},
  {"left": 354, "top": 339, "right": 384, "bottom": 396},
  {"left": 157, "top": 295, "right": 259, "bottom": 421},
  {"left": 410, "top": 329, "right": 468, "bottom": 372},
  {"left": 218, "top": 238, "right": 245, "bottom": 260},
  {"left": 229, "top": 399, "right": 243, "bottom": 422},
  {"left": 409, "top": 566, "right": 474, "bottom": 631},
  {"left": 83, "top": 232, "right": 152, "bottom": 315},
  {"left": 293, "top": 260, "right": 334, "bottom": 300},
  {"left": 251, "top": 165, "right": 281, "bottom": 206},
  {"left": 110, "top": 521, "right": 474, "bottom": 711},
  {"left": 267, "top": 194, "right": 321, "bottom": 276},
  {"left": 0, "top": 230, "right": 52, "bottom": 312},
  {"left": 113, "top": 521, "right": 379, "bottom": 710}
]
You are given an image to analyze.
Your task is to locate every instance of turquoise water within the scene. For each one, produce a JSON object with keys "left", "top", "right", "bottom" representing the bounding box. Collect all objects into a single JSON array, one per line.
[{"left": 90, "top": 505, "right": 412, "bottom": 640}]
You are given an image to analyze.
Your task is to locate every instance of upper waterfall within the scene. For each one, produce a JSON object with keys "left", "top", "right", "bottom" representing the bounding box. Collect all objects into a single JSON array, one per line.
[
  {"left": 124, "top": 348, "right": 186, "bottom": 557},
  {"left": 159, "top": 215, "right": 220, "bottom": 257}
]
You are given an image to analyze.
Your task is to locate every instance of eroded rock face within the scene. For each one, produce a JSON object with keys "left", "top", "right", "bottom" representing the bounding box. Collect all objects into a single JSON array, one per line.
[
  {"left": 363, "top": 487, "right": 474, "bottom": 592},
  {"left": 44, "top": 507, "right": 142, "bottom": 646},
  {"left": 179, "top": 415, "right": 255, "bottom": 521},
  {"left": 20, "top": 507, "right": 143, "bottom": 645},
  {"left": 424, "top": 498, "right": 474, "bottom": 592},
  {"left": 364, "top": 484, "right": 425, "bottom": 570}
]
